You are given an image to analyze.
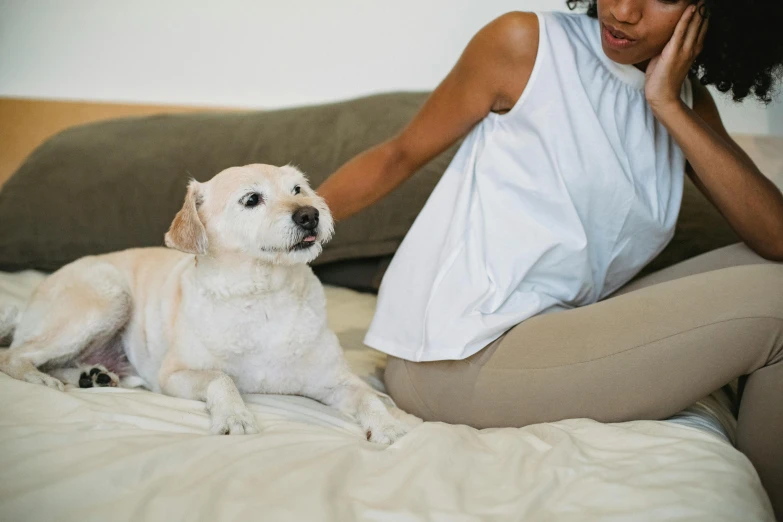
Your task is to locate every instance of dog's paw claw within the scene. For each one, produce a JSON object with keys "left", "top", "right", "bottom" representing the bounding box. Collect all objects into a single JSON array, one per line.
[
  {"left": 78, "top": 365, "right": 119, "bottom": 388},
  {"left": 366, "top": 419, "right": 411, "bottom": 445},
  {"left": 211, "top": 408, "right": 259, "bottom": 435},
  {"left": 23, "top": 371, "right": 64, "bottom": 391}
]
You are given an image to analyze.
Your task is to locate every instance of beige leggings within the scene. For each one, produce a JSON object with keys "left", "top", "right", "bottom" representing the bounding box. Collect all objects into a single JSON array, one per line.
[{"left": 385, "top": 243, "right": 783, "bottom": 516}]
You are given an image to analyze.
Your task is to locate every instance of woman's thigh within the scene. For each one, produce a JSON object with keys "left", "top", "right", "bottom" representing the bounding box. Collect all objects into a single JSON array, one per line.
[
  {"left": 610, "top": 242, "right": 774, "bottom": 296},
  {"left": 385, "top": 243, "right": 783, "bottom": 428}
]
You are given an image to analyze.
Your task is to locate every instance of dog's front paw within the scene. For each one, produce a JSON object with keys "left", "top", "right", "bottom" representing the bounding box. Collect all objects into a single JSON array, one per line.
[
  {"left": 389, "top": 406, "right": 424, "bottom": 429},
  {"left": 366, "top": 418, "right": 411, "bottom": 445},
  {"left": 210, "top": 406, "right": 260, "bottom": 435},
  {"left": 23, "top": 371, "right": 64, "bottom": 391}
]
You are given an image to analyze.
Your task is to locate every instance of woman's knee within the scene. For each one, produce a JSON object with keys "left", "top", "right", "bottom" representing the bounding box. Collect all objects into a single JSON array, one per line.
[{"left": 719, "top": 264, "right": 783, "bottom": 312}]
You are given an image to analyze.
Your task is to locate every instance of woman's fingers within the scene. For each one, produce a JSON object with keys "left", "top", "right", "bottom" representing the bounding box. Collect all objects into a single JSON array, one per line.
[
  {"left": 671, "top": 4, "right": 696, "bottom": 50},
  {"left": 683, "top": 4, "right": 704, "bottom": 53},
  {"left": 695, "top": 12, "right": 709, "bottom": 56}
]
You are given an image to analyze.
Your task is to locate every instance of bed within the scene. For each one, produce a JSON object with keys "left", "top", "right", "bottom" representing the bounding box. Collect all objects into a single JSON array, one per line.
[
  {"left": 0, "top": 269, "right": 774, "bottom": 522},
  {"left": 1, "top": 96, "right": 779, "bottom": 521}
]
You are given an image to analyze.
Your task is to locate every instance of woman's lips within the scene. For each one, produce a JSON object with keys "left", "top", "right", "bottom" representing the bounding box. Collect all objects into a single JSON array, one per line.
[{"left": 602, "top": 23, "right": 637, "bottom": 50}]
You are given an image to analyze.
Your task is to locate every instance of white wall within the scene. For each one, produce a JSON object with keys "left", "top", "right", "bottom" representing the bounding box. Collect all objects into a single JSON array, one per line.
[{"left": 1, "top": 0, "right": 781, "bottom": 136}]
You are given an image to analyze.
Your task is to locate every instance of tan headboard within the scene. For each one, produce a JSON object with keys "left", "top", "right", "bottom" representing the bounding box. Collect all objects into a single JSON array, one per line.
[{"left": 0, "top": 97, "right": 228, "bottom": 187}]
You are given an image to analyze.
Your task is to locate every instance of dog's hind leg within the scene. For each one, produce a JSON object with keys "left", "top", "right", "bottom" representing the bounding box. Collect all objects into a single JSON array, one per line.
[
  {"left": 48, "top": 365, "right": 120, "bottom": 388},
  {"left": 0, "top": 262, "right": 131, "bottom": 391}
]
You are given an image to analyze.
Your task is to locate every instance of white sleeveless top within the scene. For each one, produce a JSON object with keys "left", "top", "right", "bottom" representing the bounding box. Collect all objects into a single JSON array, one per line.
[{"left": 364, "top": 11, "right": 693, "bottom": 362}]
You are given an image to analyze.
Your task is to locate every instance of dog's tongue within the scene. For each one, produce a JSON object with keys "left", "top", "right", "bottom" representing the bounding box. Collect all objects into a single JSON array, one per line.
[{"left": 304, "top": 236, "right": 316, "bottom": 242}]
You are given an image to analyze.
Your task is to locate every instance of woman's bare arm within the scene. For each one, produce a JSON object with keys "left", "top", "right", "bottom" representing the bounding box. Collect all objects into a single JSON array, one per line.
[{"left": 317, "top": 12, "right": 540, "bottom": 222}]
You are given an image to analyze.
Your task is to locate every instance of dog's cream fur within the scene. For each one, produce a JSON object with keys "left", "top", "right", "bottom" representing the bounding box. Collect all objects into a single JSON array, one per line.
[{"left": 0, "top": 164, "right": 419, "bottom": 443}]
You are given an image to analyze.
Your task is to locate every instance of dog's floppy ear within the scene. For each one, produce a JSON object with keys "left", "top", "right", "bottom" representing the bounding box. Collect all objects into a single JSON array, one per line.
[{"left": 165, "top": 180, "right": 208, "bottom": 255}]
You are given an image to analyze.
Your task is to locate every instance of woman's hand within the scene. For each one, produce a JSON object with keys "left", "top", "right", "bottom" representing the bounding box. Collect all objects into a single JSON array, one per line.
[{"left": 645, "top": 2, "right": 708, "bottom": 113}]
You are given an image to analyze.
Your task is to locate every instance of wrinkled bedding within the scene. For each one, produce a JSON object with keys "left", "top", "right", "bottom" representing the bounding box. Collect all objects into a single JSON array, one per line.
[{"left": 0, "top": 270, "right": 774, "bottom": 521}]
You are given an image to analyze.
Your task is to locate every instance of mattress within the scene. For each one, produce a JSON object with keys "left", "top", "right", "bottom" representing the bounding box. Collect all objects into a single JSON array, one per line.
[{"left": 0, "top": 270, "right": 774, "bottom": 521}]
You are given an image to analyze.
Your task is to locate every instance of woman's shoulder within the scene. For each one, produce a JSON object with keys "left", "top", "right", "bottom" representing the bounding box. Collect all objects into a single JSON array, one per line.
[
  {"left": 481, "top": 11, "right": 596, "bottom": 61},
  {"left": 463, "top": 12, "right": 540, "bottom": 101},
  {"left": 487, "top": 11, "right": 539, "bottom": 32},
  {"left": 478, "top": 11, "right": 540, "bottom": 60},
  {"left": 471, "top": 11, "right": 597, "bottom": 114}
]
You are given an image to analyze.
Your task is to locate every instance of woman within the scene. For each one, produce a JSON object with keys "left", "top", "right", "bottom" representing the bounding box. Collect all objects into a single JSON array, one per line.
[{"left": 318, "top": 0, "right": 783, "bottom": 514}]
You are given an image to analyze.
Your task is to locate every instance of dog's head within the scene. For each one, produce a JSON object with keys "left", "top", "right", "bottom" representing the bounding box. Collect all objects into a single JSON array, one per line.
[{"left": 164, "top": 164, "right": 334, "bottom": 265}]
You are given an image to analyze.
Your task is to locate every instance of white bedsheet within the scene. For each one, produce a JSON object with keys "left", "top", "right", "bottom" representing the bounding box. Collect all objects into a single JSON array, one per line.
[{"left": 0, "top": 270, "right": 774, "bottom": 521}]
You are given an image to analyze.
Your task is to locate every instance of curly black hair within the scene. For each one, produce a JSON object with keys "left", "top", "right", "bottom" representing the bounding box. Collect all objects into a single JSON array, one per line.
[{"left": 566, "top": 0, "right": 783, "bottom": 103}]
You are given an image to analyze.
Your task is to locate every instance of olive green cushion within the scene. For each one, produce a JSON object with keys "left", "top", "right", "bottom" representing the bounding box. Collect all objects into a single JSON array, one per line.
[
  {"left": 0, "top": 90, "right": 759, "bottom": 292},
  {"left": 0, "top": 92, "right": 457, "bottom": 281}
]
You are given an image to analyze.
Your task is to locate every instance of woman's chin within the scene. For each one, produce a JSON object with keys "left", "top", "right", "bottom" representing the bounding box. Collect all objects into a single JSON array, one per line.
[{"left": 601, "top": 43, "right": 650, "bottom": 68}]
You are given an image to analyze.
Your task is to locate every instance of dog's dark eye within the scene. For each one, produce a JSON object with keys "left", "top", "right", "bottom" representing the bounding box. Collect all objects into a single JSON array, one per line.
[
  {"left": 293, "top": 185, "right": 301, "bottom": 195},
  {"left": 242, "top": 192, "right": 262, "bottom": 208}
]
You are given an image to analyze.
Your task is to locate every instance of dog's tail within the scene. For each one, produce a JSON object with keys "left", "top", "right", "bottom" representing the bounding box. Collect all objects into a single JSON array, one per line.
[{"left": 0, "top": 305, "right": 18, "bottom": 347}]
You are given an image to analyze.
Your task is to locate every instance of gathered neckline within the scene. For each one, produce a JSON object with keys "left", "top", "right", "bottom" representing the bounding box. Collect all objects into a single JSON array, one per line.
[{"left": 584, "top": 14, "right": 648, "bottom": 90}]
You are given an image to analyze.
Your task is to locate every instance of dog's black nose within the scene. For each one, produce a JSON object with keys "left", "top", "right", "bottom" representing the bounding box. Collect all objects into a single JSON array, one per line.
[{"left": 292, "top": 206, "right": 319, "bottom": 230}]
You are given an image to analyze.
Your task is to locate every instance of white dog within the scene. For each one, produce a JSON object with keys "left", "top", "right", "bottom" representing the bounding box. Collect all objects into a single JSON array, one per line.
[{"left": 0, "top": 164, "right": 418, "bottom": 443}]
